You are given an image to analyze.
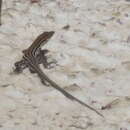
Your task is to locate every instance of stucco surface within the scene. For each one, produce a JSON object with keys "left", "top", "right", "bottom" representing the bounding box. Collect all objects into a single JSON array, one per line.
[{"left": 0, "top": 0, "right": 130, "bottom": 130}]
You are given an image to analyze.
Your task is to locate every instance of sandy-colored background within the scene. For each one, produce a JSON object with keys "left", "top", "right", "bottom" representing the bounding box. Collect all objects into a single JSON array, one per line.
[{"left": 0, "top": 0, "right": 130, "bottom": 129}]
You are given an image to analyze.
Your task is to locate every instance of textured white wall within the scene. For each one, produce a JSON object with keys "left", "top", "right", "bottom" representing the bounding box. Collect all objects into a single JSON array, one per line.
[{"left": 0, "top": 0, "right": 130, "bottom": 129}]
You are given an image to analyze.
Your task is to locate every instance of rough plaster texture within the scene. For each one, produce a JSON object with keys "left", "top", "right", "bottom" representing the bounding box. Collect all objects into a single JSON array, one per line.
[{"left": 0, "top": 0, "right": 130, "bottom": 130}]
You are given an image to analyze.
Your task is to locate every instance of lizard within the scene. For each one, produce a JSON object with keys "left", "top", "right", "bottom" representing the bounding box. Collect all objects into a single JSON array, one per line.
[{"left": 14, "top": 31, "right": 104, "bottom": 117}]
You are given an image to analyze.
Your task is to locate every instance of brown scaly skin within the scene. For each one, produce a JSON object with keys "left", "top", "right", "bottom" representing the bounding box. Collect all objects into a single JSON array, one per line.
[{"left": 14, "top": 31, "right": 104, "bottom": 118}]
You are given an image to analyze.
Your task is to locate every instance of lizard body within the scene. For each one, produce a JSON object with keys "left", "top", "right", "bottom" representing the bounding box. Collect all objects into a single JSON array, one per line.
[{"left": 14, "top": 31, "right": 103, "bottom": 117}]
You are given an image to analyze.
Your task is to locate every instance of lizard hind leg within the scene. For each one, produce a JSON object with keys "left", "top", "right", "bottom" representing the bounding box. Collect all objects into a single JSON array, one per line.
[
  {"left": 28, "top": 65, "right": 49, "bottom": 86},
  {"left": 28, "top": 66, "right": 36, "bottom": 73},
  {"left": 14, "top": 59, "right": 28, "bottom": 73},
  {"left": 41, "top": 79, "right": 50, "bottom": 86}
]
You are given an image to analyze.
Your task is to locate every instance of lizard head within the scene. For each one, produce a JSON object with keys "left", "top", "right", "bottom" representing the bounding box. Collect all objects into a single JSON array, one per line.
[{"left": 42, "top": 31, "right": 55, "bottom": 41}]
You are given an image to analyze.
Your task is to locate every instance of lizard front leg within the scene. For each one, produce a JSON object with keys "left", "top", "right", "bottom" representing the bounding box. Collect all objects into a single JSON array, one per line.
[{"left": 38, "top": 49, "right": 57, "bottom": 69}]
